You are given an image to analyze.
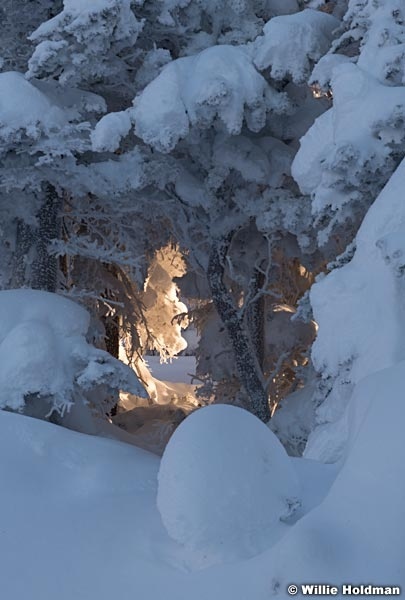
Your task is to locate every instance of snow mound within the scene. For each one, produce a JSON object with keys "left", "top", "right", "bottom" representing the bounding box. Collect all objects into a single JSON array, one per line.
[
  {"left": 0, "top": 289, "right": 145, "bottom": 417},
  {"left": 157, "top": 404, "right": 301, "bottom": 562}
]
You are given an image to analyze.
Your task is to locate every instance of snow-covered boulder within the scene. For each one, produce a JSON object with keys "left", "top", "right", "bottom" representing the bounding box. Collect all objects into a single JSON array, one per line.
[
  {"left": 0, "top": 289, "right": 145, "bottom": 420},
  {"left": 157, "top": 404, "right": 301, "bottom": 562}
]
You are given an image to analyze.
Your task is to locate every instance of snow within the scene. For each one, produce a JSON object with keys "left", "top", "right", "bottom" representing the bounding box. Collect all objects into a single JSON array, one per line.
[
  {"left": 269, "top": 383, "right": 317, "bottom": 457},
  {"left": 253, "top": 9, "right": 339, "bottom": 83},
  {"left": 345, "top": 0, "right": 405, "bottom": 85},
  {"left": 0, "top": 406, "right": 339, "bottom": 600},
  {"left": 312, "top": 156, "right": 405, "bottom": 385},
  {"left": 265, "top": 361, "right": 405, "bottom": 590},
  {"left": 157, "top": 405, "right": 301, "bottom": 564},
  {"left": 306, "top": 157, "right": 405, "bottom": 461},
  {"left": 292, "top": 62, "right": 405, "bottom": 242},
  {"left": 0, "top": 72, "right": 66, "bottom": 138},
  {"left": 130, "top": 45, "right": 289, "bottom": 152},
  {"left": 145, "top": 355, "right": 196, "bottom": 384},
  {"left": 28, "top": 0, "right": 143, "bottom": 86},
  {"left": 91, "top": 110, "right": 132, "bottom": 152},
  {"left": 3, "top": 0, "right": 405, "bottom": 595},
  {"left": 2, "top": 361, "right": 403, "bottom": 599},
  {"left": 0, "top": 289, "right": 145, "bottom": 416}
]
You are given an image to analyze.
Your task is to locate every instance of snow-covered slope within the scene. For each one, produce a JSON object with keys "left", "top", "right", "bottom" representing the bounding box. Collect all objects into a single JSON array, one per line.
[
  {"left": 306, "top": 157, "right": 405, "bottom": 461},
  {"left": 0, "top": 408, "right": 338, "bottom": 600},
  {"left": 4, "top": 370, "right": 404, "bottom": 600}
]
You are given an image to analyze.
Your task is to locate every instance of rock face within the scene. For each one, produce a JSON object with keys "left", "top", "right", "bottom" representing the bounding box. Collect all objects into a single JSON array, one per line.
[{"left": 157, "top": 404, "right": 301, "bottom": 563}]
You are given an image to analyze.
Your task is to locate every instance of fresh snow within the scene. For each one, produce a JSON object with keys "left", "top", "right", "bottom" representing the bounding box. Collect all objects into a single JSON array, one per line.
[
  {"left": 2, "top": 360, "right": 403, "bottom": 600},
  {"left": 95, "top": 44, "right": 289, "bottom": 153},
  {"left": 157, "top": 405, "right": 301, "bottom": 564},
  {"left": 306, "top": 157, "right": 405, "bottom": 461},
  {"left": 0, "top": 290, "right": 145, "bottom": 416},
  {"left": 0, "top": 408, "right": 339, "bottom": 600},
  {"left": 2, "top": 1, "right": 405, "bottom": 597},
  {"left": 0, "top": 72, "right": 66, "bottom": 136},
  {"left": 292, "top": 62, "right": 405, "bottom": 246},
  {"left": 253, "top": 9, "right": 339, "bottom": 83}
]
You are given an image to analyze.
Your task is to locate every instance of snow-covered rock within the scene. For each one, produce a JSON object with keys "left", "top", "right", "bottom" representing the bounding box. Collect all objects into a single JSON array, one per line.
[{"left": 157, "top": 404, "right": 301, "bottom": 562}]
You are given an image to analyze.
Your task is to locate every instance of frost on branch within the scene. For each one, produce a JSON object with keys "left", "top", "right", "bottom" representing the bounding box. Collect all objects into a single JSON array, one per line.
[
  {"left": 27, "top": 0, "right": 143, "bottom": 86},
  {"left": 331, "top": 0, "right": 405, "bottom": 85},
  {"left": 0, "top": 290, "right": 146, "bottom": 418},
  {"left": 130, "top": 45, "right": 289, "bottom": 152},
  {"left": 90, "top": 111, "right": 132, "bottom": 153},
  {"left": 157, "top": 0, "right": 299, "bottom": 48},
  {"left": 253, "top": 9, "right": 339, "bottom": 83},
  {"left": 0, "top": 71, "right": 105, "bottom": 155}
]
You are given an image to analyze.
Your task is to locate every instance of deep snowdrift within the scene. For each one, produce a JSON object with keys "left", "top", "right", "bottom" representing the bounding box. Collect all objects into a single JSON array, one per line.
[
  {"left": 3, "top": 355, "right": 403, "bottom": 600},
  {"left": 306, "top": 157, "right": 405, "bottom": 461}
]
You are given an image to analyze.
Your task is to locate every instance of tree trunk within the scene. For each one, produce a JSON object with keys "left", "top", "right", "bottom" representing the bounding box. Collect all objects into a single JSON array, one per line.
[
  {"left": 246, "top": 269, "right": 265, "bottom": 371},
  {"left": 101, "top": 264, "right": 120, "bottom": 416},
  {"left": 207, "top": 235, "right": 271, "bottom": 423},
  {"left": 11, "top": 186, "right": 61, "bottom": 292},
  {"left": 11, "top": 220, "right": 35, "bottom": 288},
  {"left": 31, "top": 185, "right": 61, "bottom": 293}
]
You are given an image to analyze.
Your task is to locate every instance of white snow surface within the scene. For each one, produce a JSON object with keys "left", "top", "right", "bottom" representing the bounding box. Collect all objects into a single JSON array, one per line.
[
  {"left": 253, "top": 9, "right": 339, "bottom": 83},
  {"left": 312, "top": 157, "right": 405, "bottom": 390},
  {"left": 306, "top": 157, "right": 405, "bottom": 461},
  {"left": 90, "top": 110, "right": 132, "bottom": 152},
  {"left": 96, "top": 44, "right": 289, "bottom": 153},
  {"left": 157, "top": 405, "right": 301, "bottom": 563},
  {"left": 0, "top": 289, "right": 145, "bottom": 415},
  {"left": 0, "top": 72, "right": 66, "bottom": 137},
  {"left": 2, "top": 351, "right": 404, "bottom": 599},
  {"left": 292, "top": 63, "right": 405, "bottom": 241}
]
